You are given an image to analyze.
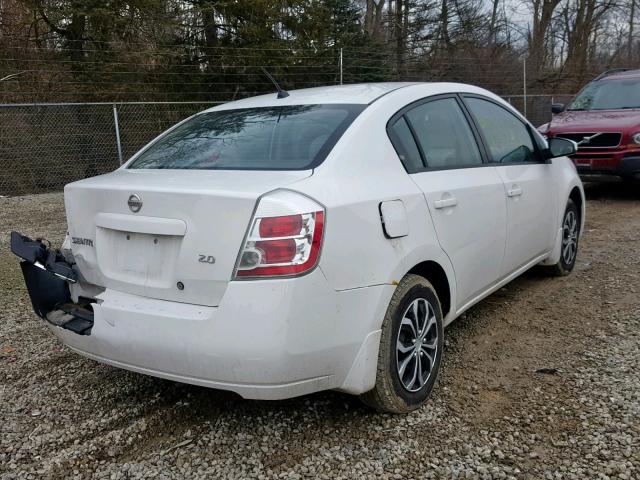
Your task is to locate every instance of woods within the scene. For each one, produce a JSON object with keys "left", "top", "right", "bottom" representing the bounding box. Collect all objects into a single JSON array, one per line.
[{"left": 0, "top": 0, "right": 637, "bottom": 102}]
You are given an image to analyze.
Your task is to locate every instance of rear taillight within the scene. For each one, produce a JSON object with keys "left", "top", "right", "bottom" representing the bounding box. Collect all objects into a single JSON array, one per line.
[{"left": 235, "top": 209, "right": 325, "bottom": 279}]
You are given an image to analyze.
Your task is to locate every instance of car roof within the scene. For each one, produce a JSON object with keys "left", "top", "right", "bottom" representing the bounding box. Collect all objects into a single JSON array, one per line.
[
  {"left": 599, "top": 69, "right": 640, "bottom": 81},
  {"left": 205, "top": 83, "right": 418, "bottom": 111},
  {"left": 203, "top": 82, "right": 509, "bottom": 112}
]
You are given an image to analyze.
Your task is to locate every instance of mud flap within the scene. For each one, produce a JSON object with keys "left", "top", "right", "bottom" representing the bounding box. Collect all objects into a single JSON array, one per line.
[{"left": 11, "top": 231, "right": 94, "bottom": 335}]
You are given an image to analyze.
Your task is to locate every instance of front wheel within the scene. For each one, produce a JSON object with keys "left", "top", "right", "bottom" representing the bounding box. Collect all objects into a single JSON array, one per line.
[
  {"left": 360, "top": 274, "right": 444, "bottom": 413},
  {"left": 543, "top": 199, "right": 580, "bottom": 276}
]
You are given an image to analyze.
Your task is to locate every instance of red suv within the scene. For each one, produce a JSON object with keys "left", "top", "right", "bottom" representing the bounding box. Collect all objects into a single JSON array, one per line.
[{"left": 541, "top": 68, "right": 640, "bottom": 182}]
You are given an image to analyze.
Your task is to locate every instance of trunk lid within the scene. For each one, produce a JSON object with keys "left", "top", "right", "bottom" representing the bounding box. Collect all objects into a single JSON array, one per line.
[{"left": 64, "top": 169, "right": 311, "bottom": 306}]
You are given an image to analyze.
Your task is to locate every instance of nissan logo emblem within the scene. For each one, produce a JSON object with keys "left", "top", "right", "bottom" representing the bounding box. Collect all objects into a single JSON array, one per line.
[{"left": 128, "top": 194, "right": 143, "bottom": 213}]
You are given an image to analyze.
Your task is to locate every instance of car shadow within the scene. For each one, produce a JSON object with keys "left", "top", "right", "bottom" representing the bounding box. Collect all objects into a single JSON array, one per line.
[{"left": 583, "top": 180, "right": 640, "bottom": 201}]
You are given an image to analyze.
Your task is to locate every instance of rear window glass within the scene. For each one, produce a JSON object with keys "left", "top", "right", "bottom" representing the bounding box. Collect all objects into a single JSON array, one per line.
[
  {"left": 388, "top": 117, "right": 424, "bottom": 172},
  {"left": 128, "top": 104, "right": 364, "bottom": 170}
]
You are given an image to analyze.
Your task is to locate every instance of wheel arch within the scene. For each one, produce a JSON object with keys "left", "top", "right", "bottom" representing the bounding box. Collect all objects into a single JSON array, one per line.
[
  {"left": 406, "top": 260, "right": 452, "bottom": 321},
  {"left": 569, "top": 185, "right": 584, "bottom": 233}
]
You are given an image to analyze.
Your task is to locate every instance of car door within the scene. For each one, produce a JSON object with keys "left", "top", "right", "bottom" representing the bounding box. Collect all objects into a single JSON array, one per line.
[
  {"left": 388, "top": 95, "right": 507, "bottom": 308},
  {"left": 462, "top": 96, "right": 556, "bottom": 277}
]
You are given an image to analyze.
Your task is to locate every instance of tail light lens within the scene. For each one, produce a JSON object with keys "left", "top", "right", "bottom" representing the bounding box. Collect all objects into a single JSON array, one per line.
[
  {"left": 235, "top": 211, "right": 325, "bottom": 278},
  {"left": 259, "top": 215, "right": 303, "bottom": 237}
]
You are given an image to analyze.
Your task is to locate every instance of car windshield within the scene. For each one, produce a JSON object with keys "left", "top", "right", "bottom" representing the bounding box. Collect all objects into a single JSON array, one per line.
[
  {"left": 567, "top": 77, "right": 640, "bottom": 111},
  {"left": 128, "top": 104, "right": 364, "bottom": 170}
]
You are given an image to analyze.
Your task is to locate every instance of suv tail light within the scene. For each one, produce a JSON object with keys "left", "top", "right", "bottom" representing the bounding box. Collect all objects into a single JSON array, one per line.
[{"left": 234, "top": 194, "right": 325, "bottom": 278}]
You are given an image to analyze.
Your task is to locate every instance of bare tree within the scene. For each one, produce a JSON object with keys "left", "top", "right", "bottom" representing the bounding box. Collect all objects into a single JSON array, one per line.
[
  {"left": 564, "top": 0, "right": 616, "bottom": 86},
  {"left": 527, "top": 0, "right": 564, "bottom": 71}
]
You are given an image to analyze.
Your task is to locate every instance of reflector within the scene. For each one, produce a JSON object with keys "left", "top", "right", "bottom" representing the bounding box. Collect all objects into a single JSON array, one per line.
[{"left": 255, "top": 239, "right": 297, "bottom": 264}]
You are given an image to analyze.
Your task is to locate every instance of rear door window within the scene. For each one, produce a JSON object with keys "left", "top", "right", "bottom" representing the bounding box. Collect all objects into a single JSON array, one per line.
[
  {"left": 128, "top": 104, "right": 364, "bottom": 170},
  {"left": 405, "top": 98, "right": 483, "bottom": 169}
]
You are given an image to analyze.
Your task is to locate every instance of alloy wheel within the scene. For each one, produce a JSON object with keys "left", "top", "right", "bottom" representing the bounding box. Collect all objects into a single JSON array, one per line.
[
  {"left": 396, "top": 298, "right": 438, "bottom": 392},
  {"left": 562, "top": 210, "right": 578, "bottom": 265}
]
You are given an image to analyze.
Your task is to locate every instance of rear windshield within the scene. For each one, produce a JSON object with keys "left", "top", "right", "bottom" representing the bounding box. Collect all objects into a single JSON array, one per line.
[{"left": 128, "top": 104, "right": 364, "bottom": 170}]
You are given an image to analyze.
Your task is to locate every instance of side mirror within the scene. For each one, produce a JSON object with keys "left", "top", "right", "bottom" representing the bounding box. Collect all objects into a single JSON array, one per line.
[
  {"left": 546, "top": 137, "right": 577, "bottom": 159},
  {"left": 551, "top": 103, "right": 565, "bottom": 114}
]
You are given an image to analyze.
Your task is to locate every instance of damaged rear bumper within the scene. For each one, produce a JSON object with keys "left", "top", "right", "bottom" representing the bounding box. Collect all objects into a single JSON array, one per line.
[
  {"left": 11, "top": 231, "right": 94, "bottom": 335},
  {"left": 47, "top": 275, "right": 392, "bottom": 400},
  {"left": 11, "top": 232, "right": 394, "bottom": 400}
]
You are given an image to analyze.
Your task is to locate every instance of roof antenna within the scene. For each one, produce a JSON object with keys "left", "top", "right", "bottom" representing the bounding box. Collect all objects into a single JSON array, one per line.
[{"left": 260, "top": 67, "right": 289, "bottom": 99}]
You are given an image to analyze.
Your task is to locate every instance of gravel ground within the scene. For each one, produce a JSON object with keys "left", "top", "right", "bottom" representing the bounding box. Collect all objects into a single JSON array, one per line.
[{"left": 1, "top": 183, "right": 639, "bottom": 480}]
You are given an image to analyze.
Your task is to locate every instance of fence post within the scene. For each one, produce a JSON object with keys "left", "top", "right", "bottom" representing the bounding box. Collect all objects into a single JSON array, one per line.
[
  {"left": 339, "top": 48, "right": 343, "bottom": 85},
  {"left": 523, "top": 58, "right": 527, "bottom": 118},
  {"left": 112, "top": 103, "right": 124, "bottom": 165}
]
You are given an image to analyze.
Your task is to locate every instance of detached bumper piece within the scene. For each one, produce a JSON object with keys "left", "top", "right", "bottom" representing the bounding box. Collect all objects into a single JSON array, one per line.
[{"left": 11, "top": 231, "right": 94, "bottom": 335}]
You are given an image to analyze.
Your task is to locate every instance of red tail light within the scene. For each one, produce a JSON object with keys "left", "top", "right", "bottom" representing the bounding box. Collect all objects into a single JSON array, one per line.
[
  {"left": 255, "top": 239, "right": 297, "bottom": 264},
  {"left": 235, "top": 211, "right": 324, "bottom": 278},
  {"left": 259, "top": 215, "right": 303, "bottom": 238}
]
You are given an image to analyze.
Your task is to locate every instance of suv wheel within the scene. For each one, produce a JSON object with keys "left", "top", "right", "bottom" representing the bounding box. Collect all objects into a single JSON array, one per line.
[
  {"left": 360, "top": 274, "right": 444, "bottom": 413},
  {"left": 544, "top": 199, "right": 580, "bottom": 276}
]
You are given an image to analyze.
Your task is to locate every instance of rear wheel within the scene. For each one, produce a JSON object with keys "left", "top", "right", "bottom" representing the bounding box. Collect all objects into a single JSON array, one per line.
[
  {"left": 543, "top": 199, "right": 580, "bottom": 276},
  {"left": 360, "top": 274, "right": 443, "bottom": 413}
]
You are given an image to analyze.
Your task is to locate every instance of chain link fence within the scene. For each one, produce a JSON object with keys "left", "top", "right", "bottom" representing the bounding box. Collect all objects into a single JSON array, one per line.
[
  {"left": 0, "top": 94, "right": 574, "bottom": 197},
  {"left": 0, "top": 102, "right": 219, "bottom": 196}
]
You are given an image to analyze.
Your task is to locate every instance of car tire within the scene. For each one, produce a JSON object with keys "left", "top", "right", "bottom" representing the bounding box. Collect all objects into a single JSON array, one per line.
[
  {"left": 360, "top": 274, "right": 444, "bottom": 413},
  {"left": 543, "top": 199, "right": 580, "bottom": 277}
]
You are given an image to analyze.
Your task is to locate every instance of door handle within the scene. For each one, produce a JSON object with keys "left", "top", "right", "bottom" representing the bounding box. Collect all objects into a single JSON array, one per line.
[
  {"left": 434, "top": 197, "right": 458, "bottom": 209},
  {"left": 507, "top": 186, "right": 523, "bottom": 197}
]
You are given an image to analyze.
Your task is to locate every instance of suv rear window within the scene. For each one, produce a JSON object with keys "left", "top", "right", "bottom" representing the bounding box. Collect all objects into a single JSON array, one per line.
[{"left": 128, "top": 104, "right": 364, "bottom": 170}]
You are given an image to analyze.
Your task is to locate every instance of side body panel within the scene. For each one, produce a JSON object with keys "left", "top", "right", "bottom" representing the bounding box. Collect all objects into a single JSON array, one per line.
[
  {"left": 412, "top": 168, "right": 507, "bottom": 307},
  {"left": 495, "top": 162, "right": 556, "bottom": 275},
  {"left": 302, "top": 83, "right": 585, "bottom": 325}
]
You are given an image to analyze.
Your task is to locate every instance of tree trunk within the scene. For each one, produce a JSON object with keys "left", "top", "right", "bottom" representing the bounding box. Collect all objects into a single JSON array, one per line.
[
  {"left": 65, "top": 13, "right": 86, "bottom": 78},
  {"left": 365, "top": 0, "right": 374, "bottom": 36},
  {"left": 564, "top": 0, "right": 608, "bottom": 88},
  {"left": 396, "top": 0, "right": 404, "bottom": 73},
  {"left": 528, "top": 0, "right": 562, "bottom": 73},
  {"left": 200, "top": 1, "right": 219, "bottom": 49},
  {"left": 629, "top": 0, "right": 636, "bottom": 63},
  {"left": 441, "top": 0, "right": 450, "bottom": 49},
  {"left": 488, "top": 0, "right": 500, "bottom": 44},
  {"left": 372, "top": 0, "right": 385, "bottom": 41}
]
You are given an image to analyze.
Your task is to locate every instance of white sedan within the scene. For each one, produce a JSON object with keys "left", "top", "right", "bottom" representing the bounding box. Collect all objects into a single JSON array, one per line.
[{"left": 12, "top": 83, "right": 584, "bottom": 413}]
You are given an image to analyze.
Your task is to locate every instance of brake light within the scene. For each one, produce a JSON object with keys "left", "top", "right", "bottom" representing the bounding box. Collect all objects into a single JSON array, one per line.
[
  {"left": 259, "top": 215, "right": 303, "bottom": 238},
  {"left": 235, "top": 211, "right": 325, "bottom": 278}
]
